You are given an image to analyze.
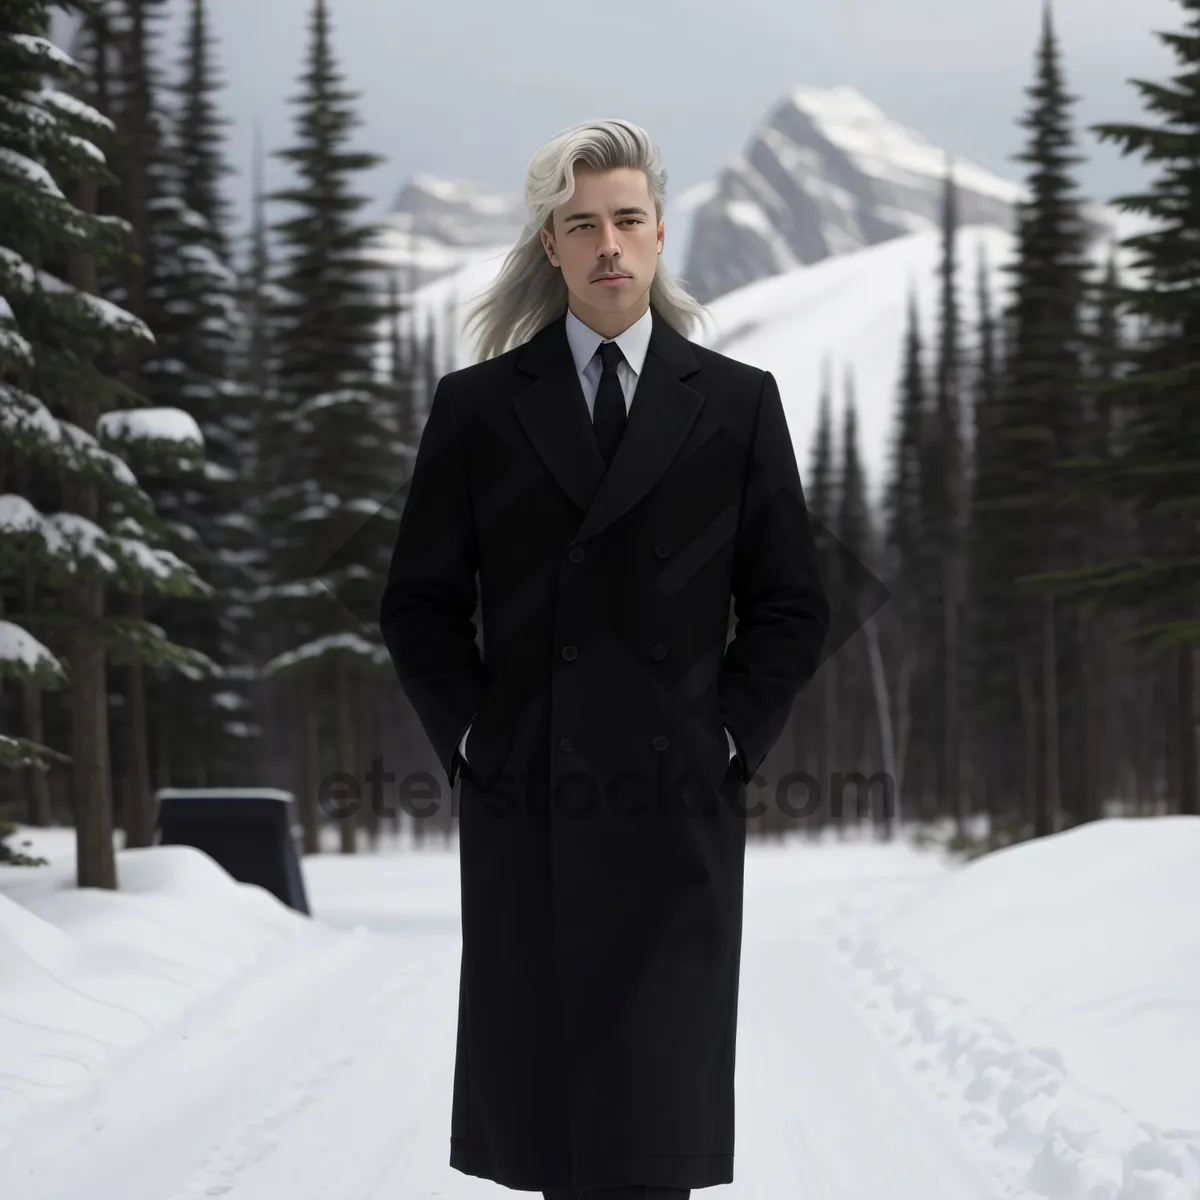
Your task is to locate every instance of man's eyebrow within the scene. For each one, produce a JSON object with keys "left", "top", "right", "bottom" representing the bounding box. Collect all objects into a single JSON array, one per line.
[{"left": 562, "top": 207, "right": 650, "bottom": 222}]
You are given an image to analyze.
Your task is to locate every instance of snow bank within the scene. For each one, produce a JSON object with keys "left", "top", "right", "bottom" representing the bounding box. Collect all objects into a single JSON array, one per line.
[
  {"left": 823, "top": 816, "right": 1200, "bottom": 1200},
  {"left": 0, "top": 836, "right": 365, "bottom": 1157}
]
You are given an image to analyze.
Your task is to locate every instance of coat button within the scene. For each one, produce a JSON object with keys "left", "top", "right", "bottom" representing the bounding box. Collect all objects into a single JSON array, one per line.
[
  {"left": 560, "top": 737, "right": 573, "bottom": 752},
  {"left": 651, "top": 643, "right": 667, "bottom": 659},
  {"left": 561, "top": 645, "right": 577, "bottom": 661},
  {"left": 652, "top": 736, "right": 668, "bottom": 751},
  {"left": 568, "top": 544, "right": 584, "bottom": 563},
  {"left": 654, "top": 542, "right": 670, "bottom": 559}
]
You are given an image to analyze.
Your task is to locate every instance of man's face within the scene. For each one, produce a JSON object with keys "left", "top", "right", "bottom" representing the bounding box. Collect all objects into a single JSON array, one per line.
[{"left": 540, "top": 166, "right": 664, "bottom": 332}]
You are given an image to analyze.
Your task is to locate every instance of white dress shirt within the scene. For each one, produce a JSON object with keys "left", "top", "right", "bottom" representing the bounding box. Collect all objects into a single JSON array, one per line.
[{"left": 457, "top": 306, "right": 738, "bottom": 773}]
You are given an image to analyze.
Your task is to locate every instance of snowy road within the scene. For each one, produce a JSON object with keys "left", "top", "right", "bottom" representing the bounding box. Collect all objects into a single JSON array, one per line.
[{"left": 0, "top": 845, "right": 1011, "bottom": 1200}]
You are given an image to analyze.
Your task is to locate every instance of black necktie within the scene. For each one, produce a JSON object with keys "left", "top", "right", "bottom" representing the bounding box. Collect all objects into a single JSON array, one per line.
[{"left": 592, "top": 340, "right": 626, "bottom": 468}]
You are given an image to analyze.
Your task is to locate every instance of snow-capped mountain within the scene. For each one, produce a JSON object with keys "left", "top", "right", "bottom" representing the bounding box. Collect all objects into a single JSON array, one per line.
[
  {"left": 677, "top": 86, "right": 1024, "bottom": 303},
  {"left": 371, "top": 175, "right": 525, "bottom": 293},
  {"left": 374, "top": 87, "right": 1039, "bottom": 305},
  {"left": 377, "top": 86, "right": 1123, "bottom": 312}
]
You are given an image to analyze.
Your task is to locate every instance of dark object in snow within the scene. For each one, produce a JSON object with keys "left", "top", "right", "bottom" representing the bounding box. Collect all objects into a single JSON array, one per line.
[{"left": 154, "top": 788, "right": 311, "bottom": 915}]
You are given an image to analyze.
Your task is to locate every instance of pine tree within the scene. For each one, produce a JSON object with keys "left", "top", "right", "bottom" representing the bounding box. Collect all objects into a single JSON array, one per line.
[
  {"left": 259, "top": 0, "right": 398, "bottom": 853},
  {"left": 914, "top": 324, "right": 947, "bottom": 819},
  {"left": 806, "top": 362, "right": 837, "bottom": 824},
  {"left": 930, "top": 162, "right": 967, "bottom": 829},
  {"left": 124, "top": 0, "right": 258, "bottom": 826},
  {"left": 835, "top": 373, "right": 874, "bottom": 822},
  {"left": 174, "top": 0, "right": 232, "bottom": 262},
  {"left": 1074, "top": 251, "right": 1125, "bottom": 821},
  {"left": 0, "top": 1, "right": 208, "bottom": 885},
  {"left": 837, "top": 372, "right": 871, "bottom": 582},
  {"left": 884, "top": 290, "right": 926, "bottom": 580},
  {"left": 881, "top": 287, "right": 927, "bottom": 813},
  {"left": 232, "top": 125, "right": 299, "bottom": 824},
  {"left": 0, "top": 0, "right": 96, "bottom": 797},
  {"left": 384, "top": 267, "right": 426, "bottom": 479},
  {"left": 987, "top": 0, "right": 1091, "bottom": 836},
  {"left": 1027, "top": 0, "right": 1200, "bottom": 815},
  {"left": 972, "top": 243, "right": 1002, "bottom": 482},
  {"left": 807, "top": 358, "right": 838, "bottom": 586},
  {"left": 963, "top": 240, "right": 1023, "bottom": 823},
  {"left": 79, "top": 0, "right": 241, "bottom": 843}
]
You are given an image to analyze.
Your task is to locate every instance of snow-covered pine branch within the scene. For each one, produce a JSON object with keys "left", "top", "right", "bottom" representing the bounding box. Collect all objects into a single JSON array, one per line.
[
  {"left": 0, "top": 252, "right": 152, "bottom": 353},
  {"left": 0, "top": 494, "right": 213, "bottom": 599},
  {"left": 0, "top": 293, "right": 33, "bottom": 368},
  {"left": 260, "top": 631, "right": 392, "bottom": 682},
  {"left": 97, "top": 614, "right": 220, "bottom": 679},
  {"left": 0, "top": 732, "right": 71, "bottom": 772},
  {"left": 0, "top": 619, "right": 68, "bottom": 690},
  {"left": 97, "top": 405, "right": 205, "bottom": 470}
]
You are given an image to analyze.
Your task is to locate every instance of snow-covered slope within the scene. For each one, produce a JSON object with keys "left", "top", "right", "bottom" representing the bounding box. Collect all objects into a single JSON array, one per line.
[
  {"left": 678, "top": 85, "right": 1024, "bottom": 303},
  {"left": 886, "top": 817, "right": 1200, "bottom": 1133},
  {"left": 693, "top": 223, "right": 1016, "bottom": 507},
  {"left": 370, "top": 174, "right": 525, "bottom": 294},
  {"left": 825, "top": 816, "right": 1200, "bottom": 1200},
  {"left": 692, "top": 208, "right": 1144, "bottom": 508}
]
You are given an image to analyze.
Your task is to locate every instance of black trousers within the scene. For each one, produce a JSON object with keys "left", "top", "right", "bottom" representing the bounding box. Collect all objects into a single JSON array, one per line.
[{"left": 543, "top": 1190, "right": 690, "bottom": 1199}]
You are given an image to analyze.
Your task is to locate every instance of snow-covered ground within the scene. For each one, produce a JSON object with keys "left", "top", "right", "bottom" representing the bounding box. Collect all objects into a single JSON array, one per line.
[
  {"left": 0, "top": 817, "right": 1196, "bottom": 1199},
  {"left": 824, "top": 817, "right": 1200, "bottom": 1200}
]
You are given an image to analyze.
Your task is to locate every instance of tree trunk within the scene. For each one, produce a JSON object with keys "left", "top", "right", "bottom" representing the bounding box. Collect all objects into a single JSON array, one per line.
[
  {"left": 862, "top": 614, "right": 897, "bottom": 838},
  {"left": 1017, "top": 635, "right": 1037, "bottom": 838},
  {"left": 154, "top": 687, "right": 171, "bottom": 791},
  {"left": 823, "top": 657, "right": 839, "bottom": 835},
  {"left": 66, "top": 172, "right": 117, "bottom": 891},
  {"left": 1038, "top": 594, "right": 1061, "bottom": 837},
  {"left": 1179, "top": 644, "right": 1197, "bottom": 816},
  {"left": 124, "top": 588, "right": 155, "bottom": 847},
  {"left": 21, "top": 682, "right": 54, "bottom": 826},
  {"left": 67, "top": 574, "right": 116, "bottom": 888},
  {"left": 1079, "top": 613, "right": 1103, "bottom": 823},
  {"left": 1178, "top": 514, "right": 1197, "bottom": 817},
  {"left": 1136, "top": 649, "right": 1154, "bottom": 815},
  {"left": 361, "top": 676, "right": 381, "bottom": 850},
  {"left": 895, "top": 644, "right": 915, "bottom": 819},
  {"left": 336, "top": 658, "right": 357, "bottom": 854},
  {"left": 943, "top": 554, "right": 963, "bottom": 837},
  {"left": 299, "top": 674, "right": 321, "bottom": 852},
  {"left": 295, "top": 669, "right": 320, "bottom": 853}
]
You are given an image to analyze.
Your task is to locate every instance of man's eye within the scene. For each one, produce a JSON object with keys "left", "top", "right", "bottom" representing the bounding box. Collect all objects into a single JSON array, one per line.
[{"left": 572, "top": 220, "right": 642, "bottom": 231}]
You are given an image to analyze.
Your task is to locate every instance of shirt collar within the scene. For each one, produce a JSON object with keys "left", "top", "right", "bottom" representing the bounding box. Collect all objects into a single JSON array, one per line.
[{"left": 564, "top": 304, "right": 653, "bottom": 378}]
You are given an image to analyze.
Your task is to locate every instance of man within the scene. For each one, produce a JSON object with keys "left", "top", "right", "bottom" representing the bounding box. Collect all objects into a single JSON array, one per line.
[{"left": 379, "top": 118, "right": 830, "bottom": 1200}]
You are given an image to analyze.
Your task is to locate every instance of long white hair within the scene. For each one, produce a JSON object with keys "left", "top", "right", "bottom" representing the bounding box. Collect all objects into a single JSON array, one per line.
[{"left": 460, "top": 118, "right": 716, "bottom": 363}]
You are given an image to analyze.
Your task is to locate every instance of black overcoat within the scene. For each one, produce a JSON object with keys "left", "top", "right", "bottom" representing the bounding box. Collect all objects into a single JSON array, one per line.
[{"left": 379, "top": 303, "right": 829, "bottom": 1192}]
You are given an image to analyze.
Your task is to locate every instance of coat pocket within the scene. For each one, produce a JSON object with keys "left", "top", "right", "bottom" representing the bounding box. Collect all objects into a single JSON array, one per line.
[{"left": 460, "top": 685, "right": 522, "bottom": 791}]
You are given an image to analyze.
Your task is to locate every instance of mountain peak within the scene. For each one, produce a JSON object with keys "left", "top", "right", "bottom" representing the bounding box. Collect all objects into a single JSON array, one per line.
[
  {"left": 680, "top": 84, "right": 1023, "bottom": 302},
  {"left": 375, "top": 174, "right": 525, "bottom": 290},
  {"left": 785, "top": 85, "right": 1024, "bottom": 206}
]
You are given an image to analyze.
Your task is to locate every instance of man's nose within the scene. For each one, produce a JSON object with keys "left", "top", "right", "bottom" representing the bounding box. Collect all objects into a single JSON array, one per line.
[{"left": 596, "top": 225, "right": 621, "bottom": 256}]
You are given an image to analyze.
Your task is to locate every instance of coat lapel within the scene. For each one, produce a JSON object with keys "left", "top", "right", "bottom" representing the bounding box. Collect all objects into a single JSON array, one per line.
[{"left": 512, "top": 303, "right": 705, "bottom": 544}]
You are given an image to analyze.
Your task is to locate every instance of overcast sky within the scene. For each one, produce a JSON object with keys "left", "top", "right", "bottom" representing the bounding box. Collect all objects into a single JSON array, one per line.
[{"left": 151, "top": 0, "right": 1178, "bottom": 243}]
